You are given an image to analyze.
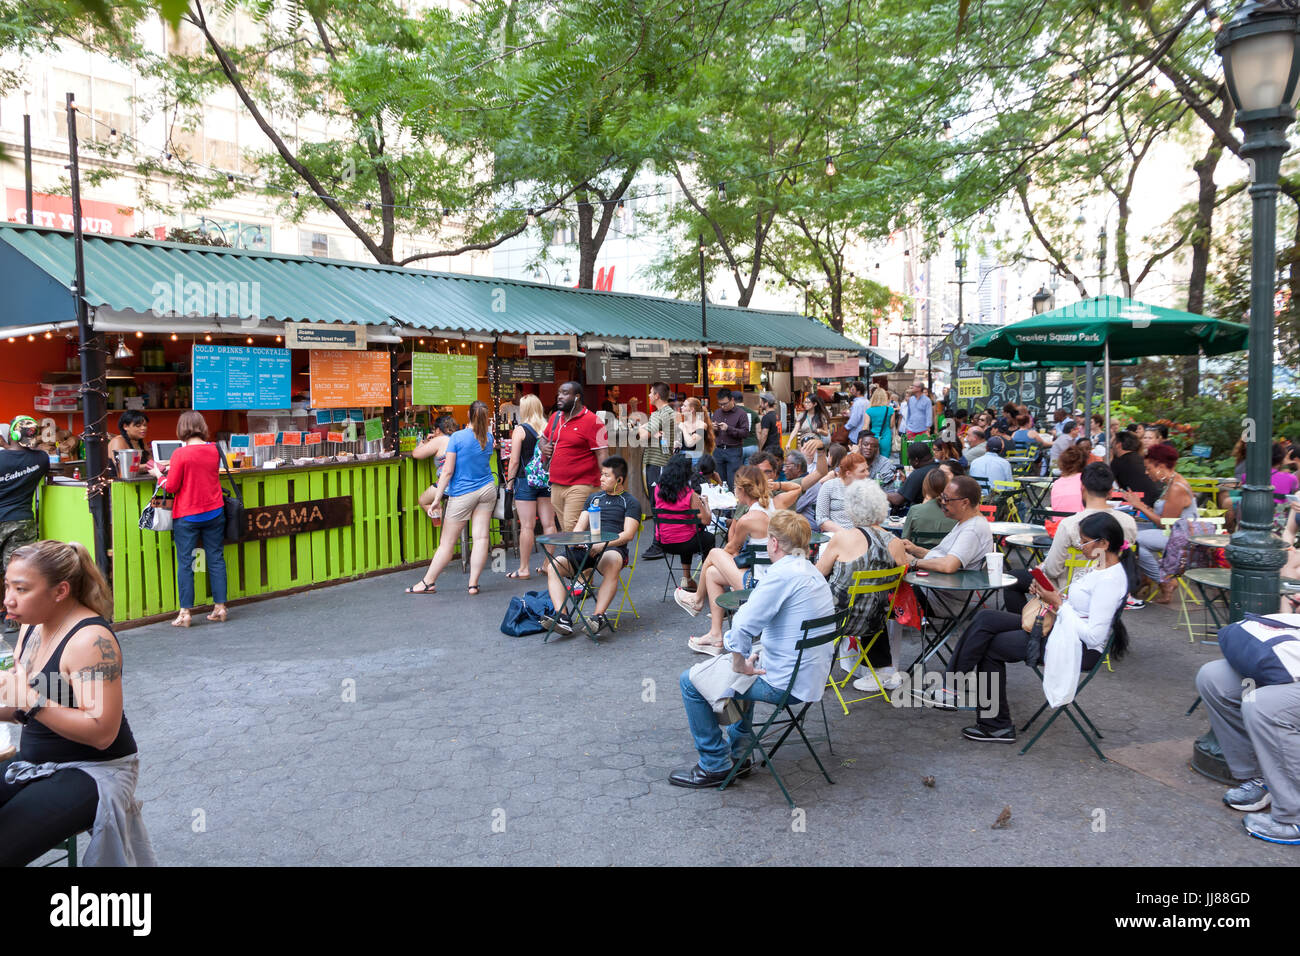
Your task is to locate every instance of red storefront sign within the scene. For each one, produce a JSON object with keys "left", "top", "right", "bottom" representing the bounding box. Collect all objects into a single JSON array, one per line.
[{"left": 7, "top": 190, "right": 135, "bottom": 235}]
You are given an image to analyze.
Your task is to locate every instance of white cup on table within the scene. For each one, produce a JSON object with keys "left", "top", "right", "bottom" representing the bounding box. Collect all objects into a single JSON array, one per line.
[{"left": 984, "top": 551, "right": 1004, "bottom": 581}]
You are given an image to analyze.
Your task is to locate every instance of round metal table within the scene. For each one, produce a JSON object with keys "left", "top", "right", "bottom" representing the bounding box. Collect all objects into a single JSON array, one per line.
[
  {"left": 536, "top": 531, "right": 622, "bottom": 641},
  {"left": 903, "top": 569, "right": 1018, "bottom": 670}
]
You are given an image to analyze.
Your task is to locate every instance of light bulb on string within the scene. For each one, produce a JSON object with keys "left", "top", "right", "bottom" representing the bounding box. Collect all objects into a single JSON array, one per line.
[
  {"left": 43, "top": 331, "right": 52, "bottom": 339},
  {"left": 26, "top": 334, "right": 34, "bottom": 342},
  {"left": 942, "top": 120, "right": 953, "bottom": 141},
  {"left": 247, "top": 336, "right": 254, "bottom": 344},
  {"left": 716, "top": 182, "right": 727, "bottom": 201},
  {"left": 226, "top": 173, "right": 234, "bottom": 185},
  {"left": 824, "top": 156, "right": 836, "bottom": 176},
  {"left": 1071, "top": 71, "right": 1083, "bottom": 91},
  {"left": 135, "top": 331, "right": 144, "bottom": 338},
  {"left": 1207, "top": 6, "right": 1222, "bottom": 32},
  {"left": 204, "top": 333, "right": 212, "bottom": 342},
  {"left": 170, "top": 333, "right": 178, "bottom": 341},
  {"left": 526, "top": 209, "right": 536, "bottom": 226}
]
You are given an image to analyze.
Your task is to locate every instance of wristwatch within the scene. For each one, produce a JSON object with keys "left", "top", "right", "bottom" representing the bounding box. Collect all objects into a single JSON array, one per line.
[{"left": 14, "top": 693, "right": 46, "bottom": 725}]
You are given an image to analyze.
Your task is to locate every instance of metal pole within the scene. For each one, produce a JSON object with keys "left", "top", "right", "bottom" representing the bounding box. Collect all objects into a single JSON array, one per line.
[
  {"left": 924, "top": 258, "right": 933, "bottom": 396},
  {"left": 699, "top": 233, "right": 709, "bottom": 405},
  {"left": 1102, "top": 342, "right": 1111, "bottom": 464},
  {"left": 23, "top": 114, "right": 33, "bottom": 224},
  {"left": 1227, "top": 108, "right": 1290, "bottom": 618},
  {"left": 66, "top": 93, "right": 109, "bottom": 576}
]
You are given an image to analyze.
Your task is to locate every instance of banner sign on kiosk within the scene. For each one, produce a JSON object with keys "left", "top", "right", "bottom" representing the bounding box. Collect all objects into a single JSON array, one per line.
[
  {"left": 192, "top": 344, "right": 292, "bottom": 410},
  {"left": 792, "top": 355, "right": 858, "bottom": 379},
  {"left": 525, "top": 334, "right": 581, "bottom": 356},
  {"left": 585, "top": 350, "right": 700, "bottom": 385},
  {"left": 284, "top": 321, "right": 367, "bottom": 350},
  {"left": 497, "top": 359, "right": 555, "bottom": 384},
  {"left": 749, "top": 347, "right": 777, "bottom": 363},
  {"left": 411, "top": 353, "right": 479, "bottom": 405},
  {"left": 241, "top": 496, "right": 354, "bottom": 542},
  {"left": 957, "top": 377, "right": 988, "bottom": 399},
  {"left": 309, "top": 350, "right": 391, "bottom": 408},
  {"left": 628, "top": 339, "right": 670, "bottom": 358}
]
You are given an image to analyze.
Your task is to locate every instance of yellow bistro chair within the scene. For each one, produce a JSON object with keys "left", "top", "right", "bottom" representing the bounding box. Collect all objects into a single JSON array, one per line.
[
  {"left": 826, "top": 565, "right": 907, "bottom": 715},
  {"left": 577, "top": 522, "right": 641, "bottom": 629}
]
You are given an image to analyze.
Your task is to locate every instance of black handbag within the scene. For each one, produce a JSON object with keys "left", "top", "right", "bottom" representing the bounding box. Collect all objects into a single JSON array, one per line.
[{"left": 220, "top": 454, "right": 245, "bottom": 544}]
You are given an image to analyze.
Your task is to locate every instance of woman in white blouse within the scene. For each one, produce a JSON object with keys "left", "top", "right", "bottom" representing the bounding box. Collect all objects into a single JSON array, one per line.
[{"left": 940, "top": 512, "right": 1134, "bottom": 743}]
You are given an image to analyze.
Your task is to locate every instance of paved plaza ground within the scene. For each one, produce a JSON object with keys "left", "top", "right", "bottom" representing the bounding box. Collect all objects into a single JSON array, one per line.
[{"left": 42, "top": 555, "right": 1300, "bottom": 866}]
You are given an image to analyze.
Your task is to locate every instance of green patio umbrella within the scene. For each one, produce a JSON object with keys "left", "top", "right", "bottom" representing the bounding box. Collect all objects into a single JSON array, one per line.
[{"left": 967, "top": 295, "right": 1249, "bottom": 446}]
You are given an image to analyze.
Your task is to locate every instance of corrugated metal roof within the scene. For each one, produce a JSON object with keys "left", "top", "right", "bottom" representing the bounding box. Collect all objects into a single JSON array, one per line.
[{"left": 0, "top": 223, "right": 864, "bottom": 351}]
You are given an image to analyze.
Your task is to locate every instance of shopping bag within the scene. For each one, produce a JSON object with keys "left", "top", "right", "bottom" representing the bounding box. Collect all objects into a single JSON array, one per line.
[
  {"left": 138, "top": 483, "right": 173, "bottom": 532},
  {"left": 1041, "top": 626, "right": 1083, "bottom": 708}
]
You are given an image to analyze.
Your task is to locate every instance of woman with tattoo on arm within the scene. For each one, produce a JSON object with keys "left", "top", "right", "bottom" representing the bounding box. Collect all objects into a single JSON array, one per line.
[{"left": 0, "top": 540, "right": 154, "bottom": 865}]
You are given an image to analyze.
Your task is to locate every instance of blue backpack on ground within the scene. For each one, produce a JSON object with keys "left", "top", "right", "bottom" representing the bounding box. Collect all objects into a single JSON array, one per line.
[
  {"left": 500, "top": 590, "right": 555, "bottom": 637},
  {"left": 1217, "top": 614, "right": 1300, "bottom": 687}
]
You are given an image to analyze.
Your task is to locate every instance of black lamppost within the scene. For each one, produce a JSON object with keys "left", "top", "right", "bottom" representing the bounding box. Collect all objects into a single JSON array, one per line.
[{"left": 1217, "top": 0, "right": 1300, "bottom": 618}]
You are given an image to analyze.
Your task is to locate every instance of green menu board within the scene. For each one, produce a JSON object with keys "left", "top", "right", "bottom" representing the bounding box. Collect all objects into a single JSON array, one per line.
[{"left": 412, "top": 353, "right": 479, "bottom": 405}]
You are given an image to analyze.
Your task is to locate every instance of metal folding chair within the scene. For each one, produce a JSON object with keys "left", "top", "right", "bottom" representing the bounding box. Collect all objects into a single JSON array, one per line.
[
  {"left": 651, "top": 508, "right": 710, "bottom": 601},
  {"left": 1019, "top": 629, "right": 1118, "bottom": 761},
  {"left": 576, "top": 523, "right": 641, "bottom": 629},
  {"left": 827, "top": 566, "right": 907, "bottom": 714},
  {"left": 718, "top": 607, "right": 850, "bottom": 807}
]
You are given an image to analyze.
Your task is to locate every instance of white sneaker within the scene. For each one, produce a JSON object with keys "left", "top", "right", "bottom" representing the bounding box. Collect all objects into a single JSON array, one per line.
[
  {"left": 852, "top": 667, "right": 901, "bottom": 693},
  {"left": 674, "top": 587, "right": 702, "bottom": 617}
]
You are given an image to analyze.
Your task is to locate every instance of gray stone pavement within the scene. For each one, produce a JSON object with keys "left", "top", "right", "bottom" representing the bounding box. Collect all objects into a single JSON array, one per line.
[{"left": 42, "top": 557, "right": 1300, "bottom": 865}]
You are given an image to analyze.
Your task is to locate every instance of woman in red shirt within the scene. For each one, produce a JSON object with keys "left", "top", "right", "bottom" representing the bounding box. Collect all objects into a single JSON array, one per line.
[{"left": 147, "top": 411, "right": 227, "bottom": 627}]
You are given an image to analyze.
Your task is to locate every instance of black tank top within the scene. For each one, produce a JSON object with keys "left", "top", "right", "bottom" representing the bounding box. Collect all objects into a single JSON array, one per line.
[{"left": 17, "top": 617, "right": 138, "bottom": 764}]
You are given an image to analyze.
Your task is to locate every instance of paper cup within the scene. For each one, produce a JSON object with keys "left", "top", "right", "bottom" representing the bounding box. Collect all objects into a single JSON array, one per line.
[{"left": 984, "top": 552, "right": 1004, "bottom": 581}]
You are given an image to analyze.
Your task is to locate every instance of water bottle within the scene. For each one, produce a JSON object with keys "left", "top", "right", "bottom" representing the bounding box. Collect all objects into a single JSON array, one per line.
[
  {"left": 0, "top": 642, "right": 13, "bottom": 672},
  {"left": 587, "top": 501, "right": 602, "bottom": 540}
]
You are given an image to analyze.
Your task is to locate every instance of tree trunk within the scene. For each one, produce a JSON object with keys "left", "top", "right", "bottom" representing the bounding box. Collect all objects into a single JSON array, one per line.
[
  {"left": 1183, "top": 140, "right": 1223, "bottom": 400},
  {"left": 576, "top": 189, "right": 597, "bottom": 289}
]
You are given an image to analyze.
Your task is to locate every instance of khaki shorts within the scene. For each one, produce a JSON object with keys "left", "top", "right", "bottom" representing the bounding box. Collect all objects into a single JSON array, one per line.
[
  {"left": 443, "top": 482, "right": 497, "bottom": 525},
  {"left": 551, "top": 483, "right": 598, "bottom": 532}
]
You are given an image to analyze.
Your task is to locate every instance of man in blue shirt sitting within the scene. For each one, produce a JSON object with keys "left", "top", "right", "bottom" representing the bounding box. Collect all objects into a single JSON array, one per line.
[
  {"left": 969, "top": 435, "right": 1013, "bottom": 493},
  {"left": 671, "top": 510, "right": 836, "bottom": 788}
]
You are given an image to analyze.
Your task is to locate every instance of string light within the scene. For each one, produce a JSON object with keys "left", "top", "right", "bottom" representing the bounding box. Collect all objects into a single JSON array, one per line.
[
  {"left": 1207, "top": 5, "right": 1222, "bottom": 32},
  {"left": 43, "top": 331, "right": 52, "bottom": 339},
  {"left": 526, "top": 208, "right": 536, "bottom": 226},
  {"left": 226, "top": 173, "right": 234, "bottom": 185},
  {"left": 276, "top": 335, "right": 282, "bottom": 342},
  {"left": 204, "top": 333, "right": 212, "bottom": 342},
  {"left": 364, "top": 201, "right": 372, "bottom": 211},
  {"left": 26, "top": 334, "right": 34, "bottom": 341},
  {"left": 824, "top": 156, "right": 836, "bottom": 176},
  {"left": 135, "top": 330, "right": 143, "bottom": 338},
  {"left": 170, "top": 333, "right": 178, "bottom": 340},
  {"left": 246, "top": 336, "right": 254, "bottom": 344},
  {"left": 716, "top": 182, "right": 727, "bottom": 201},
  {"left": 942, "top": 120, "right": 953, "bottom": 141},
  {"left": 1071, "top": 71, "right": 1083, "bottom": 91}
]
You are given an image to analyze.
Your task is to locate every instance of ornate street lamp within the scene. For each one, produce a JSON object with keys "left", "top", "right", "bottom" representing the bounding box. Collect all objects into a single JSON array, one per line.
[
  {"left": 1030, "top": 285, "right": 1055, "bottom": 315},
  {"left": 1217, "top": 0, "right": 1300, "bottom": 617}
]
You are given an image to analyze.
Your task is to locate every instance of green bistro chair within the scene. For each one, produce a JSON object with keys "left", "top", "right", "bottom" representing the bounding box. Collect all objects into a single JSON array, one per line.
[
  {"left": 1019, "top": 628, "right": 1118, "bottom": 762},
  {"left": 718, "top": 607, "right": 850, "bottom": 808}
]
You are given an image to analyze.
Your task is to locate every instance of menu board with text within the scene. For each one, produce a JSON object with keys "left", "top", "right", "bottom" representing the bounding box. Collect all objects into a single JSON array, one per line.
[
  {"left": 585, "top": 351, "right": 700, "bottom": 385},
  {"left": 192, "top": 345, "right": 292, "bottom": 410},
  {"left": 309, "top": 350, "right": 391, "bottom": 408},
  {"left": 412, "top": 353, "right": 479, "bottom": 405},
  {"left": 497, "top": 359, "right": 556, "bottom": 384}
]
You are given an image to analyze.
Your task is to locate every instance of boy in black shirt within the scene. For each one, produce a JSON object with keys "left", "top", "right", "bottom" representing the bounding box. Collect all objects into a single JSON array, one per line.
[{"left": 541, "top": 456, "right": 642, "bottom": 637}]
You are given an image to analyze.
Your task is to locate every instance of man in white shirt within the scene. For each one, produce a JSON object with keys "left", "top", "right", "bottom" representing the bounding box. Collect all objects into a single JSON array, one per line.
[
  {"left": 899, "top": 475, "right": 993, "bottom": 573},
  {"left": 671, "top": 511, "right": 835, "bottom": 788},
  {"left": 964, "top": 426, "right": 988, "bottom": 463},
  {"left": 1050, "top": 419, "right": 1078, "bottom": 466}
]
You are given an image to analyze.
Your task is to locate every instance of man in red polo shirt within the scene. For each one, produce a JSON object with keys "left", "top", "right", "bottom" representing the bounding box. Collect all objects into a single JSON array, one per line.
[{"left": 541, "top": 381, "right": 609, "bottom": 531}]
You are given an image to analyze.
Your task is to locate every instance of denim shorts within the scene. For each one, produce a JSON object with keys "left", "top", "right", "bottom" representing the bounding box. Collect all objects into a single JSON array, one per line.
[{"left": 513, "top": 476, "right": 550, "bottom": 502}]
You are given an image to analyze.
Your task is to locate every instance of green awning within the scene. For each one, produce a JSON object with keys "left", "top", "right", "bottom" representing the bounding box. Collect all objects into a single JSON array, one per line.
[{"left": 0, "top": 223, "right": 864, "bottom": 352}]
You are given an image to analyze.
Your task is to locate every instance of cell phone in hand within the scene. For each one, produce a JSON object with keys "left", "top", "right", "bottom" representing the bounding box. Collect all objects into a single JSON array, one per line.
[{"left": 1030, "top": 568, "right": 1055, "bottom": 591}]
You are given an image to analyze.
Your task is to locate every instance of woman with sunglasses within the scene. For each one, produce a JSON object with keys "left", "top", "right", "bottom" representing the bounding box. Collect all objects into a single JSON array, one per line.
[{"left": 941, "top": 512, "right": 1134, "bottom": 742}]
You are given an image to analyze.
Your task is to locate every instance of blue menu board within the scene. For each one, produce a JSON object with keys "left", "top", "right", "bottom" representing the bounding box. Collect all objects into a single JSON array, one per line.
[{"left": 192, "top": 344, "right": 292, "bottom": 410}]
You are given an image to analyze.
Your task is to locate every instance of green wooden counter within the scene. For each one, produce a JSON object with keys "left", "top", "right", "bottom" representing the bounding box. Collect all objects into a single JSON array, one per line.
[
  {"left": 110, "top": 457, "right": 451, "bottom": 623},
  {"left": 38, "top": 480, "right": 97, "bottom": 553}
]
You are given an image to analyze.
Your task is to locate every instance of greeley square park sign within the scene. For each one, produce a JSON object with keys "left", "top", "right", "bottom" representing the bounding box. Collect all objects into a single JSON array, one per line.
[{"left": 241, "top": 496, "right": 354, "bottom": 541}]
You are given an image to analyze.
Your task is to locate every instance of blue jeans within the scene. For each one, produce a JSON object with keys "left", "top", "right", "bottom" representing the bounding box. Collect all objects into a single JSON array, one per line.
[
  {"left": 679, "top": 668, "right": 792, "bottom": 773},
  {"left": 714, "top": 446, "right": 743, "bottom": 487},
  {"left": 173, "top": 513, "right": 228, "bottom": 608}
]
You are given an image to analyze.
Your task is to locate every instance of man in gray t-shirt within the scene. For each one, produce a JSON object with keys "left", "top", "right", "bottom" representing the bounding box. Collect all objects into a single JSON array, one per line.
[{"left": 899, "top": 475, "right": 992, "bottom": 572}]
